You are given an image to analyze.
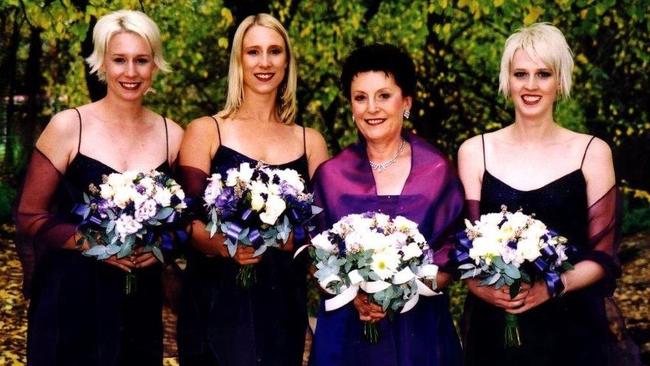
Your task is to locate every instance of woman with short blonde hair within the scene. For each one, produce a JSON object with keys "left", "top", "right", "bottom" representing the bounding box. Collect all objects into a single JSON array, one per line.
[
  {"left": 458, "top": 22, "right": 620, "bottom": 365},
  {"left": 16, "top": 9, "right": 183, "bottom": 366}
]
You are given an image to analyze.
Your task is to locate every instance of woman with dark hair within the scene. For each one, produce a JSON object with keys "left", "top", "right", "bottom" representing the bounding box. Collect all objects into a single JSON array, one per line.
[
  {"left": 176, "top": 13, "right": 328, "bottom": 366},
  {"left": 308, "top": 44, "right": 463, "bottom": 366}
]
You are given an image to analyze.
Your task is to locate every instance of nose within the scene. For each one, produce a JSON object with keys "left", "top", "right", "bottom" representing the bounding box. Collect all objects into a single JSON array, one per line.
[
  {"left": 368, "top": 98, "right": 379, "bottom": 113},
  {"left": 126, "top": 60, "right": 137, "bottom": 77},
  {"left": 525, "top": 74, "right": 537, "bottom": 90},
  {"left": 260, "top": 52, "right": 271, "bottom": 68}
]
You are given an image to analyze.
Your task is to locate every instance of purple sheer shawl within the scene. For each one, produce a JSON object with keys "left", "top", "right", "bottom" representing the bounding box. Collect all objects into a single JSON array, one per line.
[
  {"left": 15, "top": 149, "right": 77, "bottom": 297},
  {"left": 311, "top": 133, "right": 464, "bottom": 273},
  {"left": 464, "top": 184, "right": 622, "bottom": 294}
]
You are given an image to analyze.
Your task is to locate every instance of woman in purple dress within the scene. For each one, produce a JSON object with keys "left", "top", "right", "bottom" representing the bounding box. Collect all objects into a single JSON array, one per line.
[
  {"left": 309, "top": 44, "right": 464, "bottom": 366},
  {"left": 15, "top": 10, "right": 184, "bottom": 366},
  {"left": 176, "top": 13, "right": 329, "bottom": 366},
  {"left": 458, "top": 23, "right": 621, "bottom": 365}
]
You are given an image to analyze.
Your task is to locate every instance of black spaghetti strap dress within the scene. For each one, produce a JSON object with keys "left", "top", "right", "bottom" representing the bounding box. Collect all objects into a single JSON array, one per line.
[
  {"left": 461, "top": 135, "right": 616, "bottom": 366},
  {"left": 177, "top": 118, "right": 310, "bottom": 366},
  {"left": 25, "top": 109, "right": 170, "bottom": 366}
]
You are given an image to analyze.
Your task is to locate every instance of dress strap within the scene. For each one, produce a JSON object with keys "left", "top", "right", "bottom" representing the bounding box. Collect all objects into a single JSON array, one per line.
[
  {"left": 481, "top": 134, "right": 487, "bottom": 171},
  {"left": 580, "top": 135, "right": 597, "bottom": 169},
  {"left": 209, "top": 115, "right": 221, "bottom": 145},
  {"left": 163, "top": 116, "right": 169, "bottom": 163},
  {"left": 302, "top": 126, "right": 307, "bottom": 156},
  {"left": 73, "top": 108, "right": 82, "bottom": 155}
]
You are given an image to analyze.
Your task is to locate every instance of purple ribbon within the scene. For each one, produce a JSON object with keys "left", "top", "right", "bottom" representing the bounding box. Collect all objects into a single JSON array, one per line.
[
  {"left": 453, "top": 232, "right": 473, "bottom": 264},
  {"left": 225, "top": 222, "right": 243, "bottom": 244},
  {"left": 248, "top": 229, "right": 264, "bottom": 249}
]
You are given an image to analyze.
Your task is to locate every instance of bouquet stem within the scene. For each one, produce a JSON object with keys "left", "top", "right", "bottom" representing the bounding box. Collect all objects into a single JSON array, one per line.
[
  {"left": 363, "top": 321, "right": 380, "bottom": 344},
  {"left": 125, "top": 272, "right": 137, "bottom": 295},
  {"left": 504, "top": 313, "right": 522, "bottom": 348},
  {"left": 236, "top": 264, "right": 257, "bottom": 288}
]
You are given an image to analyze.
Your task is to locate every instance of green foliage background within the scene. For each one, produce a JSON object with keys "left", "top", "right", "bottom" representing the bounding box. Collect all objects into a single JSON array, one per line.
[{"left": 1, "top": 0, "right": 649, "bottom": 203}]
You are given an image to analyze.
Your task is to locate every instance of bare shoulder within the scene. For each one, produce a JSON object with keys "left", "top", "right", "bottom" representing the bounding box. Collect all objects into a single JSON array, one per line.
[
  {"left": 35, "top": 108, "right": 83, "bottom": 172},
  {"left": 304, "top": 126, "right": 327, "bottom": 146},
  {"left": 185, "top": 115, "right": 219, "bottom": 139},
  {"left": 458, "top": 134, "right": 484, "bottom": 159}
]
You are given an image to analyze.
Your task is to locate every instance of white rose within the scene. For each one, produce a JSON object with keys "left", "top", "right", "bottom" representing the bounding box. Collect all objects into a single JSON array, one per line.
[
  {"left": 508, "top": 211, "right": 529, "bottom": 231},
  {"left": 250, "top": 193, "right": 266, "bottom": 211},
  {"left": 344, "top": 231, "right": 364, "bottom": 253},
  {"left": 276, "top": 169, "right": 305, "bottom": 192},
  {"left": 312, "top": 232, "right": 336, "bottom": 252},
  {"left": 113, "top": 187, "right": 136, "bottom": 209},
  {"left": 402, "top": 242, "right": 423, "bottom": 261},
  {"left": 374, "top": 213, "right": 390, "bottom": 228},
  {"left": 517, "top": 238, "right": 542, "bottom": 262},
  {"left": 154, "top": 188, "right": 172, "bottom": 207},
  {"left": 99, "top": 183, "right": 114, "bottom": 200},
  {"left": 138, "top": 177, "right": 155, "bottom": 195},
  {"left": 259, "top": 194, "right": 286, "bottom": 225},
  {"left": 394, "top": 215, "right": 418, "bottom": 233},
  {"left": 238, "top": 163, "right": 255, "bottom": 183},
  {"left": 389, "top": 232, "right": 408, "bottom": 249}
]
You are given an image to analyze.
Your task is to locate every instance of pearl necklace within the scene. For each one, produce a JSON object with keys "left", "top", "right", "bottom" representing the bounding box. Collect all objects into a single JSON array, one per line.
[{"left": 369, "top": 139, "right": 406, "bottom": 172}]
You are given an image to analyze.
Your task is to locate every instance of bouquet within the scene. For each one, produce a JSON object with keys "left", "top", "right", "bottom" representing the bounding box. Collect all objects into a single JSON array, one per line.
[
  {"left": 302, "top": 212, "right": 440, "bottom": 343},
  {"left": 204, "top": 162, "right": 321, "bottom": 288},
  {"left": 455, "top": 205, "right": 574, "bottom": 347},
  {"left": 74, "top": 170, "right": 187, "bottom": 294}
]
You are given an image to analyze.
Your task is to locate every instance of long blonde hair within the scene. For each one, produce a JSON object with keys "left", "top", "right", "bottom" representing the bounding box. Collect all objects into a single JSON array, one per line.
[{"left": 217, "top": 13, "right": 298, "bottom": 124}]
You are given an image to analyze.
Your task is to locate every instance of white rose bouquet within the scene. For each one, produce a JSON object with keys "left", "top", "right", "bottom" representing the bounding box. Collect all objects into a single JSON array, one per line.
[
  {"left": 204, "top": 162, "right": 321, "bottom": 288},
  {"left": 455, "top": 205, "right": 574, "bottom": 347},
  {"left": 302, "top": 212, "right": 440, "bottom": 343},
  {"left": 74, "top": 170, "right": 187, "bottom": 294}
]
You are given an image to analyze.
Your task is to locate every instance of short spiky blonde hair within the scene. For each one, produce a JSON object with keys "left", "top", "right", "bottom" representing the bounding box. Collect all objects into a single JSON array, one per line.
[
  {"left": 499, "top": 22, "right": 574, "bottom": 99},
  {"left": 85, "top": 10, "right": 169, "bottom": 81},
  {"left": 217, "top": 13, "right": 297, "bottom": 124}
]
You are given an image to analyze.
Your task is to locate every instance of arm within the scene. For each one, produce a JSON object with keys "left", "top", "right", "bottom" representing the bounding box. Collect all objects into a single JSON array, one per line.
[
  {"left": 305, "top": 127, "right": 329, "bottom": 179},
  {"left": 458, "top": 136, "right": 529, "bottom": 310},
  {"left": 508, "top": 138, "right": 618, "bottom": 314},
  {"left": 178, "top": 117, "right": 259, "bottom": 265}
]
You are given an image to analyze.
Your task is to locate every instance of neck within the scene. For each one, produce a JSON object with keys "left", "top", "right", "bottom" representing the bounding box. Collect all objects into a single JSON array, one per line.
[
  {"left": 100, "top": 93, "right": 145, "bottom": 124},
  {"left": 238, "top": 87, "right": 280, "bottom": 123},
  {"left": 366, "top": 134, "right": 405, "bottom": 162},
  {"left": 511, "top": 112, "right": 558, "bottom": 143}
]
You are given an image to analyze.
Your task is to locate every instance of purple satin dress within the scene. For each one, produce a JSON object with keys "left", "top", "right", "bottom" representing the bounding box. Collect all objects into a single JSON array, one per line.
[{"left": 309, "top": 133, "right": 464, "bottom": 366}]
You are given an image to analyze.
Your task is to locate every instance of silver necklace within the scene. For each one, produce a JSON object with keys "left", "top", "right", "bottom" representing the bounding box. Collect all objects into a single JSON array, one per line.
[{"left": 369, "top": 139, "right": 406, "bottom": 172}]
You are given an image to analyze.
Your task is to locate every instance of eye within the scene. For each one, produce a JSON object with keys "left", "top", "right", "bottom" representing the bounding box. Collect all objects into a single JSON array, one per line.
[
  {"left": 537, "top": 71, "right": 552, "bottom": 78},
  {"left": 246, "top": 49, "right": 259, "bottom": 56},
  {"left": 113, "top": 57, "right": 126, "bottom": 64},
  {"left": 270, "top": 47, "right": 283, "bottom": 55},
  {"left": 513, "top": 71, "right": 527, "bottom": 78},
  {"left": 353, "top": 94, "right": 367, "bottom": 102},
  {"left": 136, "top": 57, "right": 150, "bottom": 65},
  {"left": 378, "top": 93, "right": 391, "bottom": 100}
]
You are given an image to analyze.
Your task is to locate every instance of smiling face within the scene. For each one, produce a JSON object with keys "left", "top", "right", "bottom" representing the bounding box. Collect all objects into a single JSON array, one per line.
[
  {"left": 241, "top": 25, "right": 287, "bottom": 97},
  {"left": 102, "top": 31, "right": 156, "bottom": 102},
  {"left": 350, "top": 71, "right": 412, "bottom": 143},
  {"left": 509, "top": 49, "right": 559, "bottom": 121}
]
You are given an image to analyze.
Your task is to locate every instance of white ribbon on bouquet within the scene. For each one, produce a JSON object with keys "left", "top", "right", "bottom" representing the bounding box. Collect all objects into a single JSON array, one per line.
[{"left": 323, "top": 265, "right": 441, "bottom": 313}]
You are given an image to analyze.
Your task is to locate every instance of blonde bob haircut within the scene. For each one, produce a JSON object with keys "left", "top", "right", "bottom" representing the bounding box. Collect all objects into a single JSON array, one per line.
[
  {"left": 85, "top": 10, "right": 169, "bottom": 81},
  {"left": 498, "top": 22, "right": 574, "bottom": 100},
  {"left": 218, "top": 13, "right": 298, "bottom": 124}
]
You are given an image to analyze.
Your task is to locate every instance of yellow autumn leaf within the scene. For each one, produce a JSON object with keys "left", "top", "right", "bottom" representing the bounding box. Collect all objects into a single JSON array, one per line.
[
  {"left": 523, "top": 6, "right": 544, "bottom": 25},
  {"left": 221, "top": 8, "right": 234, "bottom": 26},
  {"left": 494, "top": 0, "right": 504, "bottom": 6},
  {"left": 218, "top": 37, "right": 229, "bottom": 49}
]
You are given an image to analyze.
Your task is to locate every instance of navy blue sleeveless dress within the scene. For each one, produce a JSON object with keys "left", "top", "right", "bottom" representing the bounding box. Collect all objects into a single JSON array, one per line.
[
  {"left": 177, "top": 118, "right": 309, "bottom": 366},
  {"left": 27, "top": 109, "right": 170, "bottom": 366},
  {"left": 462, "top": 135, "right": 615, "bottom": 366}
]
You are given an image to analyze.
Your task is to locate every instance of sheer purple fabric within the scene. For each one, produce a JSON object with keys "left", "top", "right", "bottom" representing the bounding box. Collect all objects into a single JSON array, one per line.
[
  {"left": 465, "top": 184, "right": 621, "bottom": 293},
  {"left": 312, "top": 133, "right": 464, "bottom": 272},
  {"left": 309, "top": 133, "right": 464, "bottom": 366},
  {"left": 15, "top": 149, "right": 77, "bottom": 296}
]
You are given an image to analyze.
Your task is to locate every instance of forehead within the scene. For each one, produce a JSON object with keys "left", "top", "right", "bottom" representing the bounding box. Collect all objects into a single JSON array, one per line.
[
  {"left": 351, "top": 71, "right": 398, "bottom": 91},
  {"left": 107, "top": 31, "right": 152, "bottom": 54},
  {"left": 243, "top": 25, "right": 285, "bottom": 47},
  {"left": 511, "top": 48, "right": 549, "bottom": 69}
]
